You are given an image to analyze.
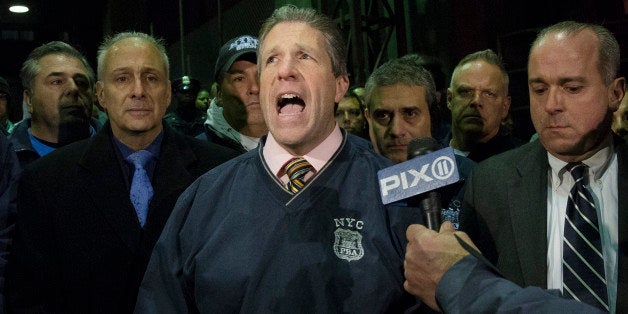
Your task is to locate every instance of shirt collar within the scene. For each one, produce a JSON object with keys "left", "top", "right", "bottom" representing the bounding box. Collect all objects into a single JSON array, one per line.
[
  {"left": 263, "top": 124, "right": 343, "bottom": 177},
  {"left": 548, "top": 136, "right": 614, "bottom": 185}
]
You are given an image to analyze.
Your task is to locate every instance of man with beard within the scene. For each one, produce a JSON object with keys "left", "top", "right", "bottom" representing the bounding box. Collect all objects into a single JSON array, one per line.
[
  {"left": 445, "top": 49, "right": 522, "bottom": 163},
  {"left": 8, "top": 41, "right": 100, "bottom": 167},
  {"left": 197, "top": 35, "right": 268, "bottom": 153}
]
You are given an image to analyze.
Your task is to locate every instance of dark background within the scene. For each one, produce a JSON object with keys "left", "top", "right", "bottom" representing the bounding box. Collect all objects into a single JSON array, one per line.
[{"left": 1, "top": 0, "right": 627, "bottom": 141}]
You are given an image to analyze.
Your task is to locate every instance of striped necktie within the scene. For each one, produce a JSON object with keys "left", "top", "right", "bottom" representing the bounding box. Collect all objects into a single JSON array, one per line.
[
  {"left": 284, "top": 157, "right": 313, "bottom": 194},
  {"left": 562, "top": 162, "right": 608, "bottom": 311}
]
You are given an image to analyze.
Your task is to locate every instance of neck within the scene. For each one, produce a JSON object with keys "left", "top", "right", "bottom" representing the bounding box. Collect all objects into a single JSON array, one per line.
[
  {"left": 451, "top": 127, "right": 497, "bottom": 151},
  {"left": 112, "top": 125, "right": 163, "bottom": 151},
  {"left": 29, "top": 122, "right": 59, "bottom": 143},
  {"left": 239, "top": 123, "right": 268, "bottom": 138}
]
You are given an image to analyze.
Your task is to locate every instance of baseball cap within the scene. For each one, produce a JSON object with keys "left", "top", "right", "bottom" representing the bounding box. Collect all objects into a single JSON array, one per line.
[
  {"left": 172, "top": 76, "right": 201, "bottom": 94},
  {"left": 214, "top": 35, "right": 258, "bottom": 82}
]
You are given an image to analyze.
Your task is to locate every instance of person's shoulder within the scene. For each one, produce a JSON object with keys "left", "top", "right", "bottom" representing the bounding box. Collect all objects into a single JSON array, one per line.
[
  {"left": 20, "top": 138, "right": 91, "bottom": 180},
  {"left": 473, "top": 140, "right": 542, "bottom": 175},
  {"left": 344, "top": 134, "right": 393, "bottom": 168},
  {"left": 169, "top": 130, "right": 240, "bottom": 162},
  {"left": 190, "top": 148, "right": 258, "bottom": 186}
]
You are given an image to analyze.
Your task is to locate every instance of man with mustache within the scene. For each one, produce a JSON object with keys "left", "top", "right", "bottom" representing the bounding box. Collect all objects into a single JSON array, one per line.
[{"left": 446, "top": 49, "right": 522, "bottom": 162}]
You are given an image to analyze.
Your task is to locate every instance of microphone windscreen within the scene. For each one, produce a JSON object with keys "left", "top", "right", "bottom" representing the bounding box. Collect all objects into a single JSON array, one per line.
[{"left": 407, "top": 137, "right": 441, "bottom": 160}]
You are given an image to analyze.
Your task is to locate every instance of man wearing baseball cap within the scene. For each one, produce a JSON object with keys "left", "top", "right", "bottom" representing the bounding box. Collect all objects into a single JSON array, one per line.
[
  {"left": 164, "top": 75, "right": 205, "bottom": 137},
  {"left": 197, "top": 35, "right": 268, "bottom": 153}
]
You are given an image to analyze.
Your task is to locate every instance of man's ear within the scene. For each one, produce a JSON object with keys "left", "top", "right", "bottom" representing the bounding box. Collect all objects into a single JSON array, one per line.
[
  {"left": 334, "top": 75, "right": 350, "bottom": 103},
  {"left": 96, "top": 81, "right": 106, "bottom": 111},
  {"left": 609, "top": 77, "right": 626, "bottom": 112},
  {"left": 23, "top": 90, "right": 33, "bottom": 113},
  {"left": 446, "top": 88, "right": 453, "bottom": 110}
]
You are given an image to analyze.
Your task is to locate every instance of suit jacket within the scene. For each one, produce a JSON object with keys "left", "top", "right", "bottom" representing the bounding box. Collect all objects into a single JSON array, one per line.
[
  {"left": 4, "top": 123, "right": 238, "bottom": 313},
  {"left": 460, "top": 135, "right": 628, "bottom": 313}
]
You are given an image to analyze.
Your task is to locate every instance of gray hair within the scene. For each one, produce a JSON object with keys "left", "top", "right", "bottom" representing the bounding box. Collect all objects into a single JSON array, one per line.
[
  {"left": 364, "top": 56, "right": 437, "bottom": 112},
  {"left": 258, "top": 5, "right": 347, "bottom": 77},
  {"left": 451, "top": 49, "right": 509, "bottom": 93},
  {"left": 20, "top": 41, "right": 95, "bottom": 94},
  {"left": 96, "top": 32, "right": 170, "bottom": 80},
  {"left": 530, "top": 21, "right": 620, "bottom": 85}
]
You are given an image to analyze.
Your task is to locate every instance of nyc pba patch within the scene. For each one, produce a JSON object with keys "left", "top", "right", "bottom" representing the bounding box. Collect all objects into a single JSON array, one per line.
[{"left": 333, "top": 228, "right": 364, "bottom": 262}]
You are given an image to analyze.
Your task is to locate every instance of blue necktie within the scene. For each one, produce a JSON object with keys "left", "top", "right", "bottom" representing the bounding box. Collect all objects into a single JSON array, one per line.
[
  {"left": 126, "top": 150, "right": 154, "bottom": 227},
  {"left": 562, "top": 162, "right": 608, "bottom": 311}
]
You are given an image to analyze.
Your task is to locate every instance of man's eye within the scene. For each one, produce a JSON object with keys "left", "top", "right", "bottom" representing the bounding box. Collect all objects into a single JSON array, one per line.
[
  {"left": 564, "top": 86, "right": 583, "bottom": 93},
  {"left": 458, "top": 89, "right": 472, "bottom": 98},
  {"left": 530, "top": 84, "right": 547, "bottom": 95},
  {"left": 76, "top": 80, "right": 90, "bottom": 89},
  {"left": 266, "top": 56, "right": 277, "bottom": 64},
  {"left": 373, "top": 110, "right": 392, "bottom": 126},
  {"left": 349, "top": 109, "right": 361, "bottom": 117},
  {"left": 403, "top": 109, "right": 419, "bottom": 118}
]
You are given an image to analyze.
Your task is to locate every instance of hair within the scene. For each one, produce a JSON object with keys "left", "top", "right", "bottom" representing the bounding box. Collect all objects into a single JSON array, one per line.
[
  {"left": 258, "top": 5, "right": 347, "bottom": 77},
  {"left": 364, "top": 57, "right": 437, "bottom": 112},
  {"left": 20, "top": 41, "right": 95, "bottom": 95},
  {"left": 400, "top": 54, "right": 447, "bottom": 91},
  {"left": 347, "top": 87, "right": 364, "bottom": 110},
  {"left": 451, "top": 49, "right": 509, "bottom": 93},
  {"left": 335, "top": 87, "right": 364, "bottom": 115},
  {"left": 96, "top": 31, "right": 170, "bottom": 81},
  {"left": 364, "top": 56, "right": 440, "bottom": 133},
  {"left": 530, "top": 21, "right": 620, "bottom": 85}
]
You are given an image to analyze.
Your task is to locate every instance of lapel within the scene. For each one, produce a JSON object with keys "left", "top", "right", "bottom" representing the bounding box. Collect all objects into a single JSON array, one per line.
[
  {"left": 143, "top": 126, "right": 196, "bottom": 241},
  {"left": 76, "top": 124, "right": 197, "bottom": 251},
  {"left": 509, "top": 140, "right": 549, "bottom": 287},
  {"left": 614, "top": 135, "right": 628, "bottom": 312},
  {"left": 77, "top": 124, "right": 142, "bottom": 250}
]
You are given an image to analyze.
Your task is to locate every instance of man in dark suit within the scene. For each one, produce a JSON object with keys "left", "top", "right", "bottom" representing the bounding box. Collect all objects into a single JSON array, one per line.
[
  {"left": 461, "top": 21, "right": 626, "bottom": 312},
  {"left": 5, "top": 32, "right": 238, "bottom": 313}
]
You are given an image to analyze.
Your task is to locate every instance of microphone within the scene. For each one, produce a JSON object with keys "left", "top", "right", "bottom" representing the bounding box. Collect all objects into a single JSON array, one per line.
[
  {"left": 408, "top": 137, "right": 442, "bottom": 231},
  {"left": 377, "top": 137, "right": 459, "bottom": 230}
]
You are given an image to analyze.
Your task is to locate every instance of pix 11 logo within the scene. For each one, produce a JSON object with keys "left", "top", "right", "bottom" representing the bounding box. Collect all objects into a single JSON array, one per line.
[{"left": 378, "top": 147, "right": 459, "bottom": 204}]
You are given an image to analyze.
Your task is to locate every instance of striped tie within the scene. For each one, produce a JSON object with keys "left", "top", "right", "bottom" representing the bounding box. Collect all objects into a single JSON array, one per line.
[
  {"left": 562, "top": 162, "right": 608, "bottom": 311},
  {"left": 284, "top": 157, "right": 313, "bottom": 194}
]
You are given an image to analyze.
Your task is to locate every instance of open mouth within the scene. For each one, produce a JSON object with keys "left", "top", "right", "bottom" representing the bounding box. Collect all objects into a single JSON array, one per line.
[{"left": 277, "top": 93, "right": 305, "bottom": 114}]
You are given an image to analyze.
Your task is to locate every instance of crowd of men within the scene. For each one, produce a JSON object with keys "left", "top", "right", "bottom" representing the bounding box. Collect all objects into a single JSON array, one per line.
[{"left": 0, "top": 4, "right": 625, "bottom": 314}]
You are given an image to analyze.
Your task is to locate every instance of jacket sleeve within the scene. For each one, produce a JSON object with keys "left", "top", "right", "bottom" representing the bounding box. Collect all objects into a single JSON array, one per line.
[
  {"left": 0, "top": 134, "right": 20, "bottom": 311},
  {"left": 436, "top": 255, "right": 605, "bottom": 313},
  {"left": 5, "top": 166, "right": 53, "bottom": 313}
]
